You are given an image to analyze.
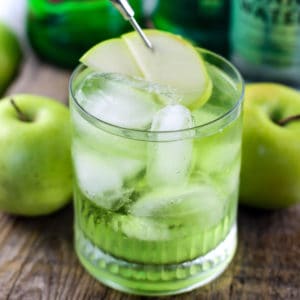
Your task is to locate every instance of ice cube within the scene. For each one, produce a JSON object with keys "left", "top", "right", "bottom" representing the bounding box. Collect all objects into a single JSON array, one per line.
[
  {"left": 108, "top": 154, "right": 145, "bottom": 179},
  {"left": 147, "top": 105, "right": 194, "bottom": 187},
  {"left": 151, "top": 104, "right": 193, "bottom": 132},
  {"left": 130, "top": 184, "right": 224, "bottom": 228},
  {"left": 76, "top": 72, "right": 161, "bottom": 129},
  {"left": 73, "top": 142, "right": 145, "bottom": 210},
  {"left": 74, "top": 148, "right": 122, "bottom": 209},
  {"left": 71, "top": 108, "right": 146, "bottom": 160},
  {"left": 117, "top": 216, "right": 171, "bottom": 241}
]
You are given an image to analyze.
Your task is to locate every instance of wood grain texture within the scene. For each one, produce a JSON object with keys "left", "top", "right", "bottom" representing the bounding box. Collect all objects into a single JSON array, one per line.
[
  {"left": 0, "top": 52, "right": 300, "bottom": 300},
  {"left": 0, "top": 205, "right": 299, "bottom": 300}
]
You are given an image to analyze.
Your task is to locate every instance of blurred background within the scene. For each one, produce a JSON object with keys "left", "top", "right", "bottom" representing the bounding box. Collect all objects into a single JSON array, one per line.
[{"left": 0, "top": 0, "right": 299, "bottom": 85}]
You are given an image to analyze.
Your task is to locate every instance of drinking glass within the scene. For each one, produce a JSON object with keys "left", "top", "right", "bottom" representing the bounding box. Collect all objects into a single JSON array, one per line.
[{"left": 69, "top": 49, "right": 244, "bottom": 296}]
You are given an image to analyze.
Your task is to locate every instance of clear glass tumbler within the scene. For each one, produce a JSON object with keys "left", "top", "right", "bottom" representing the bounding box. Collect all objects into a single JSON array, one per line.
[{"left": 69, "top": 49, "right": 244, "bottom": 296}]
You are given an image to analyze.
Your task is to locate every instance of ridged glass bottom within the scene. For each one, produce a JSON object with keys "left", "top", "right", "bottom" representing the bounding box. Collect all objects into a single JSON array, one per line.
[{"left": 75, "top": 223, "right": 237, "bottom": 296}]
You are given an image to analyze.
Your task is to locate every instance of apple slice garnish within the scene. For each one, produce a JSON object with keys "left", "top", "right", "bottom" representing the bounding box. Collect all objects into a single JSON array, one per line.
[
  {"left": 122, "top": 30, "right": 212, "bottom": 109},
  {"left": 80, "top": 38, "right": 142, "bottom": 76},
  {"left": 80, "top": 30, "right": 212, "bottom": 110}
]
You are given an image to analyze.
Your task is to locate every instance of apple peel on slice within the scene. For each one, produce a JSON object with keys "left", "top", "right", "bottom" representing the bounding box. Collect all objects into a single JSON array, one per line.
[{"left": 80, "top": 30, "right": 212, "bottom": 110}]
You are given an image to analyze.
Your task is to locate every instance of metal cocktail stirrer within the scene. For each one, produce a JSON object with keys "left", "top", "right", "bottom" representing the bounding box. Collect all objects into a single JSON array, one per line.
[{"left": 109, "top": 0, "right": 153, "bottom": 50}]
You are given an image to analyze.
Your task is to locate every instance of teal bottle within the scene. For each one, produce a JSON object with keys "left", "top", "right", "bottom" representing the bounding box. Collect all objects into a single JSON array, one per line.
[
  {"left": 230, "top": 0, "right": 300, "bottom": 86},
  {"left": 27, "top": 0, "right": 143, "bottom": 68},
  {"left": 153, "top": 0, "right": 230, "bottom": 56}
]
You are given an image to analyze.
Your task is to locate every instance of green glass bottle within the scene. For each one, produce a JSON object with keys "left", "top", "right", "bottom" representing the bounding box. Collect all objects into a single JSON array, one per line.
[
  {"left": 27, "top": 0, "right": 143, "bottom": 68},
  {"left": 153, "top": 0, "right": 230, "bottom": 56},
  {"left": 230, "top": 0, "right": 300, "bottom": 86}
]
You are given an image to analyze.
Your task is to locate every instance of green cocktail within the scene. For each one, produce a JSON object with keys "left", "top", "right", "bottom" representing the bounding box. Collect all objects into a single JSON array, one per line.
[{"left": 69, "top": 31, "right": 244, "bottom": 295}]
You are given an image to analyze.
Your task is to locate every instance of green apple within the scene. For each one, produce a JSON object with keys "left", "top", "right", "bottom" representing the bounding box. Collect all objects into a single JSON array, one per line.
[
  {"left": 80, "top": 29, "right": 212, "bottom": 109},
  {"left": 0, "top": 23, "right": 22, "bottom": 95},
  {"left": 240, "top": 83, "right": 300, "bottom": 209},
  {"left": 0, "top": 94, "right": 72, "bottom": 216}
]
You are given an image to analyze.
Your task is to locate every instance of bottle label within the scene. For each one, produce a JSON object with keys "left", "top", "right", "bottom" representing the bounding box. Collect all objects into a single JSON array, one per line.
[
  {"left": 231, "top": 0, "right": 300, "bottom": 66},
  {"left": 239, "top": 0, "right": 300, "bottom": 25}
]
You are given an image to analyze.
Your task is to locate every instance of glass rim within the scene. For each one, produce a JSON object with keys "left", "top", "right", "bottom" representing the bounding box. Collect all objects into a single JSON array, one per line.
[{"left": 69, "top": 48, "right": 244, "bottom": 141}]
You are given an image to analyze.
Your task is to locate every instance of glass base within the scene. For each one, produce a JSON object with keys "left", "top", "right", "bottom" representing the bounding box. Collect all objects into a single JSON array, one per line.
[{"left": 75, "top": 224, "right": 237, "bottom": 296}]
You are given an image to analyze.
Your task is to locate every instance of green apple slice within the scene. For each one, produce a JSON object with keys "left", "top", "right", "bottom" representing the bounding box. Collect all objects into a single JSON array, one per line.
[
  {"left": 122, "top": 30, "right": 212, "bottom": 109},
  {"left": 80, "top": 38, "right": 142, "bottom": 76},
  {"left": 80, "top": 30, "right": 212, "bottom": 110}
]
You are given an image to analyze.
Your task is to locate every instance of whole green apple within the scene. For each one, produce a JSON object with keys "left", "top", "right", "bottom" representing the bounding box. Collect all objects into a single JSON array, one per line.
[
  {"left": 240, "top": 83, "right": 300, "bottom": 209},
  {"left": 0, "top": 23, "right": 22, "bottom": 95},
  {"left": 0, "top": 94, "right": 72, "bottom": 216}
]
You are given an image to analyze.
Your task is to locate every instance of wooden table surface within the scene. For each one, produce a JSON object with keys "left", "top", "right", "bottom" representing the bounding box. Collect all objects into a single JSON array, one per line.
[{"left": 0, "top": 53, "right": 300, "bottom": 300}]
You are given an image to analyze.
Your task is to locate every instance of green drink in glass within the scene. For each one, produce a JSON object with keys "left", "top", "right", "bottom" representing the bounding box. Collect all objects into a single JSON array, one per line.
[{"left": 69, "top": 30, "right": 244, "bottom": 295}]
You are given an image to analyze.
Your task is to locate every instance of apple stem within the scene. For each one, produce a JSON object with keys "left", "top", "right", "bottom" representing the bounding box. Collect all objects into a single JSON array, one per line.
[
  {"left": 277, "top": 114, "right": 300, "bottom": 126},
  {"left": 10, "top": 99, "right": 31, "bottom": 122}
]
